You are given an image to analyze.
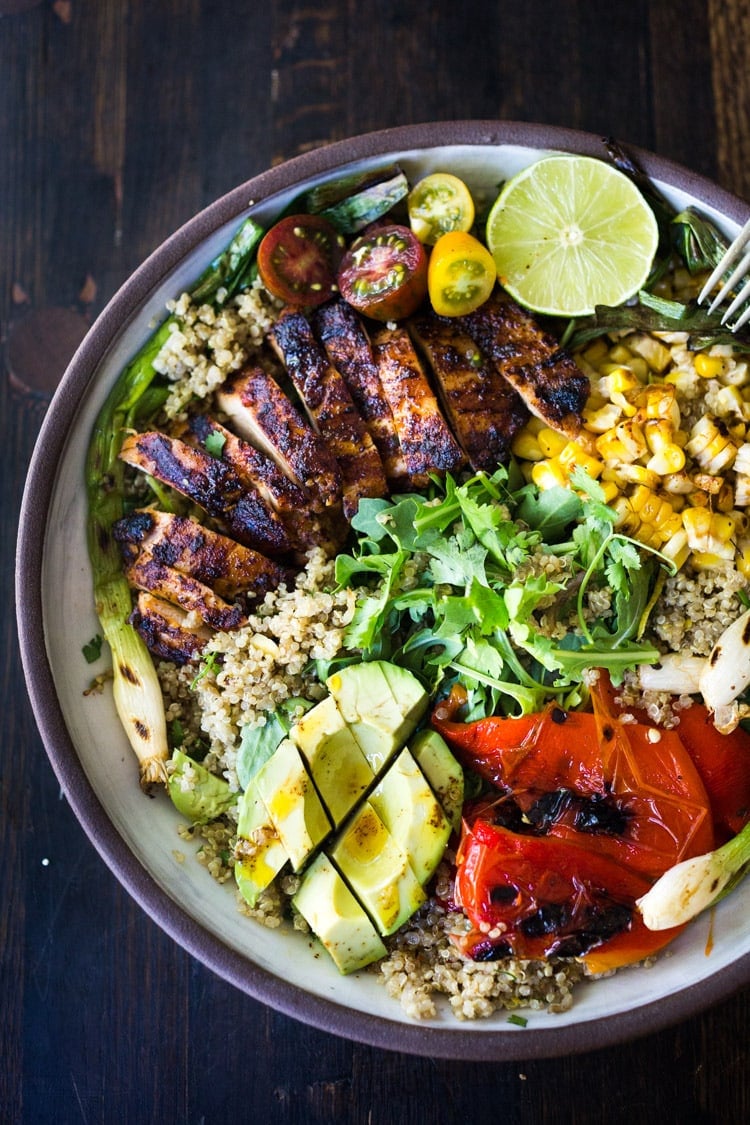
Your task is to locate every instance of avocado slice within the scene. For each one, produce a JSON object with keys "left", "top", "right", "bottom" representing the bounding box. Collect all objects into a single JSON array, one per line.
[
  {"left": 254, "top": 739, "right": 332, "bottom": 871},
  {"left": 369, "top": 748, "right": 451, "bottom": 885},
  {"left": 290, "top": 695, "right": 375, "bottom": 826},
  {"left": 293, "top": 853, "right": 387, "bottom": 974},
  {"left": 326, "top": 661, "right": 428, "bottom": 772},
  {"left": 409, "top": 728, "right": 465, "bottom": 834},
  {"left": 233, "top": 781, "right": 288, "bottom": 908},
  {"left": 168, "top": 749, "right": 237, "bottom": 824},
  {"left": 330, "top": 802, "right": 426, "bottom": 936}
]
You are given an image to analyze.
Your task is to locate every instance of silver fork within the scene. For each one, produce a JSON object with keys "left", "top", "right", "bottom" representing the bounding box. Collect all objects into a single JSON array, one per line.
[{"left": 698, "top": 215, "right": 750, "bottom": 332}]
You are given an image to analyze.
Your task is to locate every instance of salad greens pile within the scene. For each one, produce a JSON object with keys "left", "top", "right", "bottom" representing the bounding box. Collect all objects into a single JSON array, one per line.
[{"left": 333, "top": 464, "right": 662, "bottom": 721}]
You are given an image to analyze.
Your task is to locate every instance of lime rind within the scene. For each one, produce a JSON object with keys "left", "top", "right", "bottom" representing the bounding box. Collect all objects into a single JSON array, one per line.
[{"left": 486, "top": 155, "right": 659, "bottom": 317}]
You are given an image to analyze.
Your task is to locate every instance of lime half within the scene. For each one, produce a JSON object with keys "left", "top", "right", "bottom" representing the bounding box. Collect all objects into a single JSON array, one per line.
[{"left": 485, "top": 154, "right": 659, "bottom": 317}]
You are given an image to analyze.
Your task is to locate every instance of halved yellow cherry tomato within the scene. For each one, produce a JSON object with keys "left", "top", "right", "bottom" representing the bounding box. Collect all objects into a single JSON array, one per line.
[
  {"left": 427, "top": 231, "right": 497, "bottom": 317},
  {"left": 408, "top": 173, "right": 475, "bottom": 245}
]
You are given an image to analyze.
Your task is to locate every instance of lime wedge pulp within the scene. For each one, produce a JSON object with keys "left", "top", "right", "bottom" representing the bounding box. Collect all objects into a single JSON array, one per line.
[{"left": 485, "top": 154, "right": 659, "bottom": 317}]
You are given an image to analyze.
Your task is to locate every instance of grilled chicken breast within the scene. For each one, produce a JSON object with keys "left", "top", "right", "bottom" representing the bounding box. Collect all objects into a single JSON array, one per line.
[
  {"left": 182, "top": 414, "right": 321, "bottom": 552},
  {"left": 368, "top": 324, "right": 465, "bottom": 488},
  {"left": 409, "top": 312, "right": 530, "bottom": 469},
  {"left": 216, "top": 365, "right": 341, "bottom": 509},
  {"left": 312, "top": 300, "right": 408, "bottom": 484},
  {"left": 269, "top": 307, "right": 388, "bottom": 519},
  {"left": 461, "top": 291, "right": 589, "bottom": 438},
  {"left": 124, "top": 550, "right": 247, "bottom": 632},
  {"left": 119, "top": 431, "right": 292, "bottom": 557},
  {"left": 130, "top": 591, "right": 212, "bottom": 666},
  {"left": 113, "top": 510, "right": 289, "bottom": 601}
]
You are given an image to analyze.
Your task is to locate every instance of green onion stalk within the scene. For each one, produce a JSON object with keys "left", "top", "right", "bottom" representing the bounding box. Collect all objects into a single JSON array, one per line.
[
  {"left": 84, "top": 215, "right": 265, "bottom": 789},
  {"left": 637, "top": 820, "right": 750, "bottom": 930}
]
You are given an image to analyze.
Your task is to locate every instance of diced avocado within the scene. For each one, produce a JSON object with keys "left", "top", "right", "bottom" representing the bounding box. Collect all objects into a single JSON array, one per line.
[
  {"left": 330, "top": 802, "right": 426, "bottom": 936},
  {"left": 370, "top": 748, "right": 451, "bottom": 885},
  {"left": 409, "top": 728, "right": 465, "bottom": 834},
  {"left": 326, "top": 661, "right": 428, "bottom": 772},
  {"left": 167, "top": 749, "right": 237, "bottom": 824},
  {"left": 293, "top": 853, "right": 387, "bottom": 974},
  {"left": 290, "top": 696, "right": 375, "bottom": 826},
  {"left": 254, "top": 739, "right": 332, "bottom": 872},
  {"left": 233, "top": 782, "right": 288, "bottom": 908}
]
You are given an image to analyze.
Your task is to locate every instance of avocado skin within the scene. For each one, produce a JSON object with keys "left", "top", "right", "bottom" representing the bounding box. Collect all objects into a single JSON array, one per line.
[
  {"left": 293, "top": 853, "right": 387, "bottom": 974},
  {"left": 410, "top": 728, "right": 465, "bottom": 833},
  {"left": 326, "top": 661, "right": 428, "bottom": 771}
]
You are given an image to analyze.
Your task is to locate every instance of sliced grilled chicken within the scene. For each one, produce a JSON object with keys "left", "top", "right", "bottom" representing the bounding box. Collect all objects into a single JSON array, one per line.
[
  {"left": 409, "top": 312, "right": 530, "bottom": 470},
  {"left": 269, "top": 307, "right": 388, "bottom": 519},
  {"left": 130, "top": 591, "right": 212, "bottom": 666},
  {"left": 216, "top": 365, "right": 341, "bottom": 510},
  {"left": 312, "top": 299, "right": 408, "bottom": 484},
  {"left": 460, "top": 291, "right": 589, "bottom": 438},
  {"left": 182, "top": 414, "right": 321, "bottom": 553},
  {"left": 368, "top": 324, "right": 466, "bottom": 488},
  {"left": 119, "top": 431, "right": 292, "bottom": 557},
  {"left": 124, "top": 549, "right": 247, "bottom": 632},
  {"left": 113, "top": 510, "right": 289, "bottom": 602}
]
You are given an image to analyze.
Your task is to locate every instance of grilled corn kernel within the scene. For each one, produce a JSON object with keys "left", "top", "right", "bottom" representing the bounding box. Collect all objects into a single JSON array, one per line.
[
  {"left": 662, "top": 471, "right": 695, "bottom": 495},
  {"left": 582, "top": 339, "right": 609, "bottom": 365},
  {"left": 531, "top": 459, "right": 568, "bottom": 490},
  {"left": 736, "top": 538, "right": 750, "bottom": 578},
  {"left": 691, "top": 551, "right": 733, "bottom": 569},
  {"left": 609, "top": 345, "right": 634, "bottom": 366},
  {"left": 661, "top": 528, "right": 690, "bottom": 569},
  {"left": 608, "top": 366, "right": 640, "bottom": 395},
  {"left": 682, "top": 507, "right": 736, "bottom": 558},
  {"left": 713, "top": 384, "right": 748, "bottom": 421},
  {"left": 557, "top": 441, "right": 603, "bottom": 479},
  {"left": 644, "top": 418, "right": 686, "bottom": 474},
  {"left": 598, "top": 479, "right": 620, "bottom": 504},
  {"left": 635, "top": 385, "right": 681, "bottom": 428},
  {"left": 735, "top": 475, "right": 750, "bottom": 507},
  {"left": 583, "top": 401, "right": 622, "bottom": 433},
  {"left": 511, "top": 429, "right": 544, "bottom": 461},
  {"left": 694, "top": 353, "right": 725, "bottom": 379},
  {"left": 686, "top": 415, "right": 738, "bottom": 474},
  {"left": 733, "top": 442, "right": 750, "bottom": 476},
  {"left": 616, "top": 464, "right": 662, "bottom": 490},
  {"left": 537, "top": 428, "right": 568, "bottom": 458},
  {"left": 626, "top": 333, "right": 673, "bottom": 374}
]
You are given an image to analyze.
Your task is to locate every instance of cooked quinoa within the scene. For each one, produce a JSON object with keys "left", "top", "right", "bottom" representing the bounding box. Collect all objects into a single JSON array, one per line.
[{"left": 135, "top": 250, "right": 750, "bottom": 1024}]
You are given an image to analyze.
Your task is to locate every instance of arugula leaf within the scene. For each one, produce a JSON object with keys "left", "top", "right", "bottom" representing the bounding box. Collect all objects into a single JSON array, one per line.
[{"left": 236, "top": 698, "right": 313, "bottom": 790}]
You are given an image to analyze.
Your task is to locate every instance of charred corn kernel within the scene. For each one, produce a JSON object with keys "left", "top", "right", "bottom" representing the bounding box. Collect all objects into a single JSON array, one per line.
[
  {"left": 713, "top": 384, "right": 748, "bottom": 421},
  {"left": 557, "top": 441, "right": 603, "bottom": 479},
  {"left": 662, "top": 471, "right": 695, "bottom": 495},
  {"left": 644, "top": 418, "right": 686, "bottom": 474},
  {"left": 694, "top": 353, "right": 725, "bottom": 379},
  {"left": 735, "top": 475, "right": 750, "bottom": 507},
  {"left": 511, "top": 428, "right": 544, "bottom": 461},
  {"left": 661, "top": 528, "right": 690, "bottom": 569},
  {"left": 685, "top": 415, "right": 738, "bottom": 474},
  {"left": 626, "top": 334, "right": 672, "bottom": 373},
  {"left": 616, "top": 464, "right": 662, "bottom": 490},
  {"left": 583, "top": 401, "right": 622, "bottom": 433},
  {"left": 609, "top": 367, "right": 640, "bottom": 395},
  {"left": 616, "top": 486, "right": 683, "bottom": 547},
  {"left": 537, "top": 427, "right": 568, "bottom": 458},
  {"left": 609, "top": 345, "right": 634, "bottom": 365},
  {"left": 692, "top": 471, "right": 724, "bottom": 495},
  {"left": 582, "top": 339, "right": 609, "bottom": 365},
  {"left": 634, "top": 384, "right": 681, "bottom": 428},
  {"left": 682, "top": 507, "right": 736, "bottom": 558},
  {"left": 717, "top": 483, "right": 736, "bottom": 512},
  {"left": 531, "top": 459, "right": 568, "bottom": 490}
]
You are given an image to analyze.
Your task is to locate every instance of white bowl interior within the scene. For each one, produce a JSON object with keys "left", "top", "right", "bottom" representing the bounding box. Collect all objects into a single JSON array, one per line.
[{"left": 36, "top": 136, "right": 750, "bottom": 1047}]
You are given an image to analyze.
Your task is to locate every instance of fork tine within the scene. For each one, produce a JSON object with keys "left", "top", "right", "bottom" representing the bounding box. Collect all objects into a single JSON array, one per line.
[
  {"left": 698, "top": 215, "right": 750, "bottom": 305},
  {"left": 733, "top": 302, "right": 750, "bottom": 332},
  {"left": 711, "top": 247, "right": 750, "bottom": 318}
]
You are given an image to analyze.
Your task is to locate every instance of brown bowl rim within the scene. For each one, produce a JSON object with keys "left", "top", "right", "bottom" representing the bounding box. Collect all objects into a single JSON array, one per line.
[{"left": 16, "top": 119, "right": 750, "bottom": 1060}]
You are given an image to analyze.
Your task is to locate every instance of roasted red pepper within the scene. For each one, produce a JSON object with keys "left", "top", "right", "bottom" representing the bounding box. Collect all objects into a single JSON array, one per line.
[{"left": 673, "top": 703, "right": 750, "bottom": 842}]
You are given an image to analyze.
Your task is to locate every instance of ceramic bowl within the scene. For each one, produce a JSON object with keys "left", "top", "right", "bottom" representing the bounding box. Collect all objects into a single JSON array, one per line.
[{"left": 17, "top": 121, "right": 750, "bottom": 1060}]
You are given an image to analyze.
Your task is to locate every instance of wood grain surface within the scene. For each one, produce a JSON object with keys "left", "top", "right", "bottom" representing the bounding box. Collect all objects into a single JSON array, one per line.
[{"left": 2, "top": 2, "right": 749, "bottom": 1122}]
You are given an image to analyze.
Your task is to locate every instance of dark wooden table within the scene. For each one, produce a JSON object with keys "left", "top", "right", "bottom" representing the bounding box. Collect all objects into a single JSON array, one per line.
[{"left": 3, "top": 2, "right": 750, "bottom": 1122}]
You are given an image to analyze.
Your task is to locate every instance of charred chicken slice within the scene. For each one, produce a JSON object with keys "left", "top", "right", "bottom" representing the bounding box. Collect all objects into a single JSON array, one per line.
[
  {"left": 311, "top": 299, "right": 408, "bottom": 485},
  {"left": 269, "top": 306, "right": 388, "bottom": 519},
  {"left": 119, "top": 431, "right": 292, "bottom": 557},
  {"left": 460, "top": 290, "right": 589, "bottom": 438},
  {"left": 123, "top": 550, "right": 247, "bottom": 632},
  {"left": 408, "top": 312, "right": 530, "bottom": 470},
  {"left": 368, "top": 324, "right": 465, "bottom": 488},
  {"left": 182, "top": 415, "right": 321, "bottom": 552},
  {"left": 113, "top": 510, "right": 289, "bottom": 602},
  {"left": 130, "top": 591, "right": 212, "bottom": 666},
  {"left": 216, "top": 365, "right": 341, "bottom": 510}
]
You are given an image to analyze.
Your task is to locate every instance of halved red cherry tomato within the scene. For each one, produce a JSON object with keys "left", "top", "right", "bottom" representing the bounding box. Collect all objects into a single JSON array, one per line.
[
  {"left": 257, "top": 214, "right": 344, "bottom": 307},
  {"left": 673, "top": 703, "right": 750, "bottom": 842},
  {"left": 427, "top": 230, "right": 497, "bottom": 317},
  {"left": 455, "top": 819, "right": 682, "bottom": 970},
  {"left": 336, "top": 223, "right": 428, "bottom": 321}
]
